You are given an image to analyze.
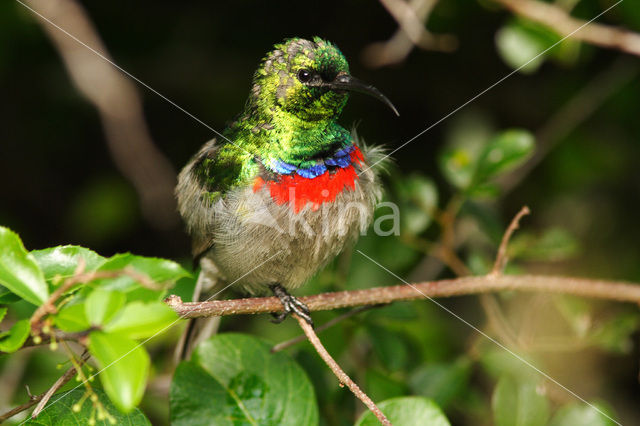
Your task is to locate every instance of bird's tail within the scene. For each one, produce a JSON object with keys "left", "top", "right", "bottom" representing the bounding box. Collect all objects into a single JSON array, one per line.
[{"left": 174, "top": 258, "right": 224, "bottom": 363}]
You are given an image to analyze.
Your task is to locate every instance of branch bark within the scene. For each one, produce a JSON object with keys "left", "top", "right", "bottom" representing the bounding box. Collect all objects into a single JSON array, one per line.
[
  {"left": 21, "top": 0, "right": 178, "bottom": 229},
  {"left": 492, "top": 0, "right": 640, "bottom": 57},
  {"left": 363, "top": 0, "right": 457, "bottom": 67},
  {"left": 0, "top": 351, "right": 90, "bottom": 422},
  {"left": 165, "top": 274, "right": 640, "bottom": 318},
  {"left": 293, "top": 314, "right": 391, "bottom": 426},
  {"left": 491, "top": 206, "right": 530, "bottom": 275}
]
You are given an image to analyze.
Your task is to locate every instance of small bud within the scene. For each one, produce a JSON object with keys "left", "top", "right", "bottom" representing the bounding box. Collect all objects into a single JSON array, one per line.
[
  {"left": 88, "top": 418, "right": 96, "bottom": 425},
  {"left": 33, "top": 335, "right": 42, "bottom": 344},
  {"left": 72, "top": 404, "right": 81, "bottom": 412},
  {"left": 97, "top": 412, "right": 106, "bottom": 421},
  {"left": 49, "top": 341, "right": 58, "bottom": 351},
  {"left": 42, "top": 325, "right": 51, "bottom": 334},
  {"left": 90, "top": 394, "right": 98, "bottom": 403},
  {"left": 109, "top": 417, "right": 117, "bottom": 425}
]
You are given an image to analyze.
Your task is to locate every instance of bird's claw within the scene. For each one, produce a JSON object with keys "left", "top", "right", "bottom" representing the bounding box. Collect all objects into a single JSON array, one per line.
[{"left": 269, "top": 284, "right": 314, "bottom": 327}]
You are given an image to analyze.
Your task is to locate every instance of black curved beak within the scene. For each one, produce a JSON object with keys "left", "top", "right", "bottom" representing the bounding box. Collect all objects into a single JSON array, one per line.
[{"left": 322, "top": 73, "right": 399, "bottom": 117}]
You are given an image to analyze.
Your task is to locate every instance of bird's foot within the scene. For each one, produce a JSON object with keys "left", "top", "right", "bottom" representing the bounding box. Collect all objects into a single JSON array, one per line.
[{"left": 269, "top": 284, "right": 314, "bottom": 327}]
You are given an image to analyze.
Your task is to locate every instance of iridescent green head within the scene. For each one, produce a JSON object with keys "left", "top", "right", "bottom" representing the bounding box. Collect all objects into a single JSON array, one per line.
[{"left": 249, "top": 37, "right": 398, "bottom": 123}]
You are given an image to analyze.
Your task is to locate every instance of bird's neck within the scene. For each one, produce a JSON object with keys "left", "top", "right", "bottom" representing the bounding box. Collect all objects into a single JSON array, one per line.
[{"left": 227, "top": 109, "right": 352, "bottom": 169}]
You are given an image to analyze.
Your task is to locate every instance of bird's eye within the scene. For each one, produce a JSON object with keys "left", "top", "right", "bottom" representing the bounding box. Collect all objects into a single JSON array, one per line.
[{"left": 297, "top": 69, "right": 312, "bottom": 83}]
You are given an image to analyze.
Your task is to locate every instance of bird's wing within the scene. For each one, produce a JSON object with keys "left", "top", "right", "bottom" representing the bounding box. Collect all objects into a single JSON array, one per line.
[{"left": 176, "top": 138, "right": 221, "bottom": 260}]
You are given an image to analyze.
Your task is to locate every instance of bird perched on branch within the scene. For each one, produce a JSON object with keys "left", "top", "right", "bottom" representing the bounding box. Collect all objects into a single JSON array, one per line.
[{"left": 176, "top": 37, "right": 397, "bottom": 331}]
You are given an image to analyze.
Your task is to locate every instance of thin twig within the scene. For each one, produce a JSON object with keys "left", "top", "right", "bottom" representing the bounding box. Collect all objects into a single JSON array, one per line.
[
  {"left": 30, "top": 266, "right": 166, "bottom": 334},
  {"left": 22, "top": 0, "right": 178, "bottom": 229},
  {"left": 30, "top": 258, "right": 87, "bottom": 332},
  {"left": 0, "top": 351, "right": 90, "bottom": 422},
  {"left": 164, "top": 273, "right": 640, "bottom": 318},
  {"left": 491, "top": 206, "right": 531, "bottom": 275},
  {"left": 492, "top": 0, "right": 640, "bottom": 57},
  {"left": 481, "top": 206, "right": 531, "bottom": 347},
  {"left": 292, "top": 314, "right": 391, "bottom": 426},
  {"left": 378, "top": 0, "right": 453, "bottom": 50},
  {"left": 437, "top": 204, "right": 525, "bottom": 350},
  {"left": 363, "top": 0, "right": 456, "bottom": 67},
  {"left": 14, "top": 330, "right": 92, "bottom": 353},
  {"left": 31, "top": 350, "right": 91, "bottom": 418},
  {"left": 271, "top": 305, "right": 381, "bottom": 353}
]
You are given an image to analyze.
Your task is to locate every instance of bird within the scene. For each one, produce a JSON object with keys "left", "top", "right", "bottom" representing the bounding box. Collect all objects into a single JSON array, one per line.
[{"left": 176, "top": 37, "right": 397, "bottom": 331}]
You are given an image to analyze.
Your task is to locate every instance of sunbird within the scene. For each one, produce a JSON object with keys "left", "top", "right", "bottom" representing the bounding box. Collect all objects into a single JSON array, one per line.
[{"left": 176, "top": 37, "right": 397, "bottom": 327}]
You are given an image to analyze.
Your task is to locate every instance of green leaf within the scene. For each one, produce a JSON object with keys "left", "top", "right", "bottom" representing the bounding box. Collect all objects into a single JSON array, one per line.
[
  {"left": 496, "top": 18, "right": 580, "bottom": 73},
  {"left": 475, "top": 129, "right": 535, "bottom": 183},
  {"left": 0, "top": 226, "right": 48, "bottom": 305},
  {"left": 171, "top": 333, "right": 318, "bottom": 426},
  {"left": 467, "top": 251, "right": 493, "bottom": 276},
  {"left": 24, "top": 388, "right": 150, "bottom": 425},
  {"left": 496, "top": 21, "right": 548, "bottom": 74},
  {"left": 86, "top": 288, "right": 126, "bottom": 326},
  {"left": 355, "top": 396, "right": 450, "bottom": 426},
  {"left": 96, "top": 254, "right": 190, "bottom": 301},
  {"left": 404, "top": 175, "right": 438, "bottom": 212},
  {"left": 480, "top": 348, "right": 540, "bottom": 382},
  {"left": 89, "top": 331, "right": 150, "bottom": 413},
  {"left": 466, "top": 182, "right": 501, "bottom": 199},
  {"left": 439, "top": 147, "right": 477, "bottom": 189},
  {"left": 367, "top": 324, "right": 409, "bottom": 371},
  {"left": 397, "top": 175, "right": 439, "bottom": 234},
  {"left": 510, "top": 228, "right": 580, "bottom": 262},
  {"left": 55, "top": 303, "right": 90, "bottom": 332},
  {"left": 0, "top": 306, "right": 6, "bottom": 324},
  {"left": 0, "top": 284, "right": 21, "bottom": 304},
  {"left": 409, "top": 358, "right": 472, "bottom": 409},
  {"left": 590, "top": 311, "right": 640, "bottom": 354},
  {"left": 365, "top": 369, "right": 408, "bottom": 402},
  {"left": 439, "top": 113, "right": 497, "bottom": 192},
  {"left": 170, "top": 362, "right": 231, "bottom": 425},
  {"left": 31, "top": 245, "right": 106, "bottom": 282},
  {"left": 492, "top": 375, "right": 550, "bottom": 426},
  {"left": 549, "top": 401, "right": 617, "bottom": 426},
  {"left": 104, "top": 301, "right": 178, "bottom": 340},
  {"left": 0, "top": 319, "right": 30, "bottom": 352},
  {"left": 553, "top": 295, "right": 592, "bottom": 338}
]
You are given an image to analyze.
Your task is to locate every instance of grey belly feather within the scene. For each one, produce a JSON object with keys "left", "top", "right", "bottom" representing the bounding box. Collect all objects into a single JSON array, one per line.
[{"left": 176, "top": 141, "right": 382, "bottom": 295}]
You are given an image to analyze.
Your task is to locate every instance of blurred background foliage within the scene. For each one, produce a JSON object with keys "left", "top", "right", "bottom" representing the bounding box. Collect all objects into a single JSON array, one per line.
[{"left": 2, "top": 0, "right": 640, "bottom": 424}]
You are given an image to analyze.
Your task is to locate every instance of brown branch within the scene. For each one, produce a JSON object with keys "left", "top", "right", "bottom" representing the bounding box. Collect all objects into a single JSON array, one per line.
[
  {"left": 31, "top": 265, "right": 165, "bottom": 335},
  {"left": 292, "top": 314, "right": 391, "bottom": 426},
  {"left": 21, "top": 0, "right": 178, "bottom": 229},
  {"left": 164, "top": 274, "right": 640, "bottom": 318},
  {"left": 14, "top": 330, "right": 92, "bottom": 353},
  {"left": 30, "top": 258, "right": 87, "bottom": 332},
  {"left": 363, "top": 0, "right": 457, "bottom": 67},
  {"left": 492, "top": 0, "right": 640, "bottom": 57},
  {"left": 491, "top": 206, "right": 531, "bottom": 275},
  {"left": 271, "top": 305, "right": 381, "bottom": 353},
  {"left": 0, "top": 351, "right": 90, "bottom": 423},
  {"left": 31, "top": 351, "right": 91, "bottom": 418}
]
